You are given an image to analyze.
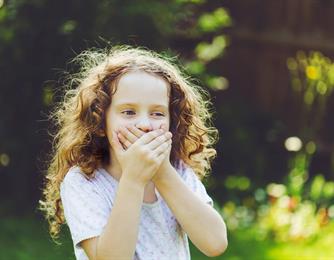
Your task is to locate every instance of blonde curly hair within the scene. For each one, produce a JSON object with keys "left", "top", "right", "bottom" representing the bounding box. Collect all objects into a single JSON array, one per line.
[{"left": 38, "top": 45, "right": 218, "bottom": 243}]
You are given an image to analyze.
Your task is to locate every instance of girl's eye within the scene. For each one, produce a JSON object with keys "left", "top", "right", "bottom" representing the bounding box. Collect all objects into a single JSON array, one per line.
[
  {"left": 122, "top": 110, "right": 135, "bottom": 116},
  {"left": 153, "top": 112, "right": 165, "bottom": 117},
  {"left": 121, "top": 110, "right": 165, "bottom": 117}
]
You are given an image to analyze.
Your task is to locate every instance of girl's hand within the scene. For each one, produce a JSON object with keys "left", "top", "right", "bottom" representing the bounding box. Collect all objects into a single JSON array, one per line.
[
  {"left": 117, "top": 124, "right": 173, "bottom": 182},
  {"left": 117, "top": 124, "right": 169, "bottom": 148},
  {"left": 112, "top": 128, "right": 172, "bottom": 186},
  {"left": 117, "top": 125, "right": 146, "bottom": 148}
]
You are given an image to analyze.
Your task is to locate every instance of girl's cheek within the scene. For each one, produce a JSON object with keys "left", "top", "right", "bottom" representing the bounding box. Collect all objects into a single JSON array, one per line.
[
  {"left": 113, "top": 118, "right": 131, "bottom": 127},
  {"left": 155, "top": 122, "right": 169, "bottom": 131}
]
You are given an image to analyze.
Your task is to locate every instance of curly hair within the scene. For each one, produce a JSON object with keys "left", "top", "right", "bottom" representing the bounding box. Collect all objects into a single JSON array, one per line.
[{"left": 38, "top": 45, "right": 219, "bottom": 243}]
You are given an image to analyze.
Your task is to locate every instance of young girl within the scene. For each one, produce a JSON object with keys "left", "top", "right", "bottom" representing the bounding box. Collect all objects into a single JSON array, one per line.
[{"left": 38, "top": 46, "right": 227, "bottom": 260}]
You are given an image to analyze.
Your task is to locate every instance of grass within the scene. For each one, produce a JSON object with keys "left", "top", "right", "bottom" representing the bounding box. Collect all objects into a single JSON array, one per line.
[
  {"left": 0, "top": 213, "right": 73, "bottom": 260},
  {"left": 190, "top": 225, "right": 334, "bottom": 260},
  {"left": 1, "top": 213, "right": 334, "bottom": 260}
]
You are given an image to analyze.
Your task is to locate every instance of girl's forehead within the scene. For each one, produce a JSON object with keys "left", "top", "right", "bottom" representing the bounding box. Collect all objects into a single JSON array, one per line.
[
  {"left": 109, "top": 71, "right": 170, "bottom": 109},
  {"left": 117, "top": 70, "right": 167, "bottom": 87},
  {"left": 112, "top": 71, "right": 170, "bottom": 103}
]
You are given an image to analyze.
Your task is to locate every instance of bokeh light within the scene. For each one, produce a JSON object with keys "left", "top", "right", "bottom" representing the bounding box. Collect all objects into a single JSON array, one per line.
[
  {"left": 284, "top": 136, "right": 303, "bottom": 151},
  {"left": 0, "top": 153, "right": 10, "bottom": 166}
]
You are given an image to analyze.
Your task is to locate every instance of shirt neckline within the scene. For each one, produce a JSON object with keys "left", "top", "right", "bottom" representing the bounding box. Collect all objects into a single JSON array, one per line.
[{"left": 98, "top": 167, "right": 161, "bottom": 207}]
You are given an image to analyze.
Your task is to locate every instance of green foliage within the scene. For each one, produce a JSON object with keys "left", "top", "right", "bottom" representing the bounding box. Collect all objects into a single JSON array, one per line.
[
  {"left": 198, "top": 8, "right": 232, "bottom": 33},
  {"left": 183, "top": 4, "right": 232, "bottom": 91},
  {"left": 217, "top": 51, "right": 332, "bottom": 245},
  {"left": 225, "top": 175, "right": 251, "bottom": 191},
  {"left": 287, "top": 51, "right": 334, "bottom": 145},
  {"left": 0, "top": 214, "right": 74, "bottom": 260},
  {"left": 218, "top": 167, "right": 334, "bottom": 243},
  {"left": 195, "top": 35, "right": 227, "bottom": 62},
  {"left": 287, "top": 51, "right": 334, "bottom": 106},
  {"left": 236, "top": 50, "right": 334, "bottom": 243},
  {"left": 215, "top": 50, "right": 334, "bottom": 246},
  {"left": 2, "top": 212, "right": 334, "bottom": 260}
]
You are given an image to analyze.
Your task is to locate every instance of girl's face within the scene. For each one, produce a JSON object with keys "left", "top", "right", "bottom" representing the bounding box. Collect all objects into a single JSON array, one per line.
[{"left": 105, "top": 70, "right": 170, "bottom": 148}]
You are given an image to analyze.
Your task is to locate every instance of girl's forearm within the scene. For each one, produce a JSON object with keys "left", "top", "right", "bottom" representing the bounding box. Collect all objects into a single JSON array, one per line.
[
  {"left": 96, "top": 175, "right": 145, "bottom": 260},
  {"left": 154, "top": 167, "right": 228, "bottom": 257}
]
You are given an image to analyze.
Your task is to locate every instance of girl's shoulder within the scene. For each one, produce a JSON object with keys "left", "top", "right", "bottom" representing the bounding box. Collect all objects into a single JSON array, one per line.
[
  {"left": 175, "top": 159, "right": 197, "bottom": 181},
  {"left": 61, "top": 165, "right": 97, "bottom": 188},
  {"left": 176, "top": 160, "right": 214, "bottom": 206}
]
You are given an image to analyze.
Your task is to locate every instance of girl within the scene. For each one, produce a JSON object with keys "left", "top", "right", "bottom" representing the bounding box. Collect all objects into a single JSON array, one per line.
[{"left": 38, "top": 46, "right": 227, "bottom": 260}]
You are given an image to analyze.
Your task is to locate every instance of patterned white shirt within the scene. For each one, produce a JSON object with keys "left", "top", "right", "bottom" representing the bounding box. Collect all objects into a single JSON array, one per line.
[{"left": 60, "top": 161, "right": 214, "bottom": 260}]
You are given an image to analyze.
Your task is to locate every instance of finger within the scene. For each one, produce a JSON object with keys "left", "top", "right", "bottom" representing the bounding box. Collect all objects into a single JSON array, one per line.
[
  {"left": 117, "top": 132, "right": 131, "bottom": 149},
  {"left": 153, "top": 139, "right": 172, "bottom": 157},
  {"left": 137, "top": 128, "right": 165, "bottom": 145},
  {"left": 156, "top": 142, "right": 172, "bottom": 162},
  {"left": 119, "top": 126, "right": 137, "bottom": 144},
  {"left": 126, "top": 124, "right": 145, "bottom": 139},
  {"left": 112, "top": 131, "right": 125, "bottom": 152},
  {"left": 147, "top": 131, "right": 172, "bottom": 150}
]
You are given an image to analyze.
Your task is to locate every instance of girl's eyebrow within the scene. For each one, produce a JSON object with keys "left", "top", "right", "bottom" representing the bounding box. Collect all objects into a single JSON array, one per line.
[{"left": 115, "top": 102, "right": 168, "bottom": 109}]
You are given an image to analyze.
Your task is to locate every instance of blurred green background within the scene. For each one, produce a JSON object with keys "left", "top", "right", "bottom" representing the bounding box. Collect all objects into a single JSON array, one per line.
[{"left": 1, "top": 0, "right": 334, "bottom": 259}]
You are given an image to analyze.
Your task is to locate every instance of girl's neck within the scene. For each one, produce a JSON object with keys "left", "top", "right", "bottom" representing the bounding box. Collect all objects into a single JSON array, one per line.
[{"left": 103, "top": 151, "right": 122, "bottom": 181}]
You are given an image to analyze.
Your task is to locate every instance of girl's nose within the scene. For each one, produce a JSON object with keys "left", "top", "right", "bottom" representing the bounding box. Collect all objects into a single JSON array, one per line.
[{"left": 135, "top": 118, "right": 153, "bottom": 133}]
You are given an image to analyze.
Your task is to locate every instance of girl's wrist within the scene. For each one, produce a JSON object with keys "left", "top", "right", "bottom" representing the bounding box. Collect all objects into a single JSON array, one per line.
[
  {"left": 120, "top": 173, "right": 147, "bottom": 190},
  {"left": 152, "top": 162, "right": 173, "bottom": 185}
]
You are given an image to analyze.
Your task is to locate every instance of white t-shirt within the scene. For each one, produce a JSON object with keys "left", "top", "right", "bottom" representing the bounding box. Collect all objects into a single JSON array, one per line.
[{"left": 60, "top": 160, "right": 214, "bottom": 260}]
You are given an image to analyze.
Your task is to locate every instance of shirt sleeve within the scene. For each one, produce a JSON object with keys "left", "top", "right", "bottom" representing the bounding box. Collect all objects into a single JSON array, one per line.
[
  {"left": 178, "top": 162, "right": 214, "bottom": 207},
  {"left": 60, "top": 167, "right": 110, "bottom": 248}
]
